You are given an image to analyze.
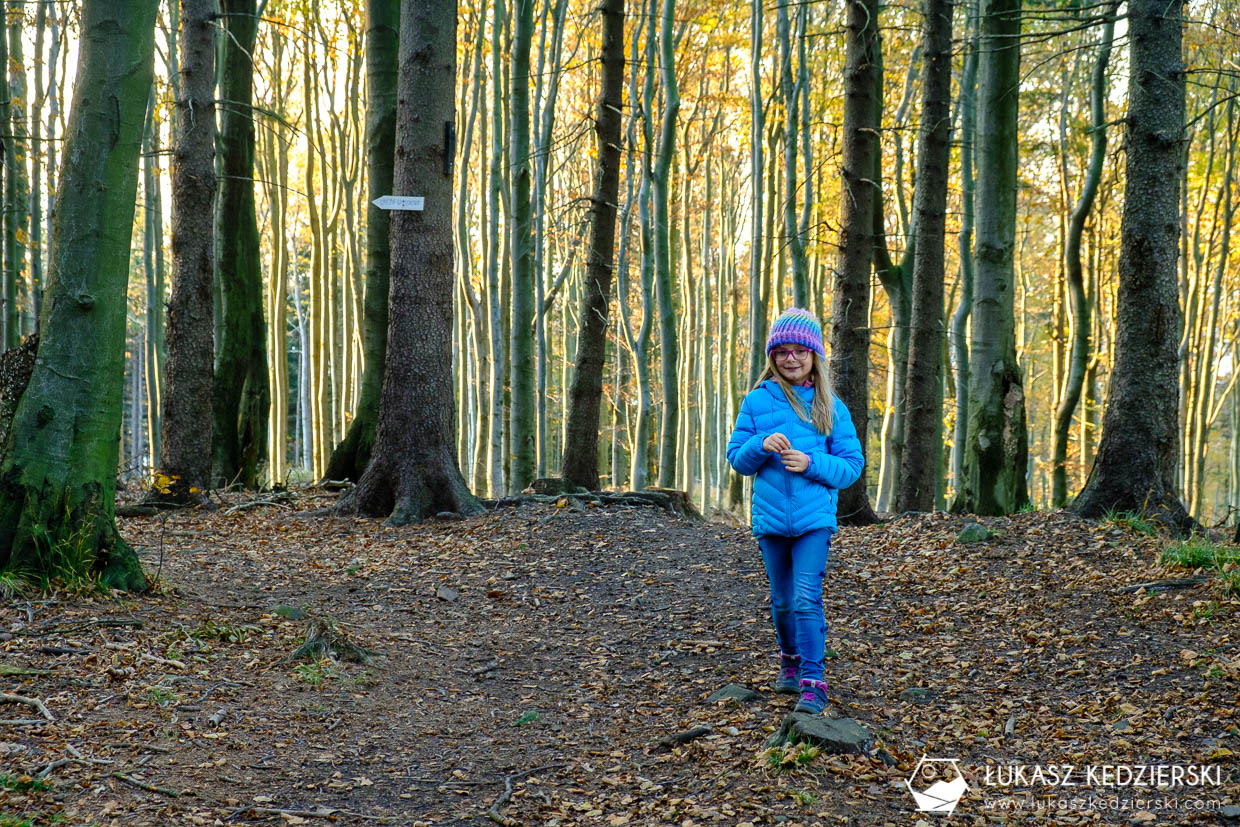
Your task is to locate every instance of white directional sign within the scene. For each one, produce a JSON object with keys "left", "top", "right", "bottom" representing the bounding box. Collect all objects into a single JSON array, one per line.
[{"left": 373, "top": 195, "right": 425, "bottom": 211}]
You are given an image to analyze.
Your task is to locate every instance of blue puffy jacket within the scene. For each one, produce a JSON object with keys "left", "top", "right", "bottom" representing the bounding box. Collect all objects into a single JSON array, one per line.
[{"left": 726, "top": 380, "right": 866, "bottom": 538}]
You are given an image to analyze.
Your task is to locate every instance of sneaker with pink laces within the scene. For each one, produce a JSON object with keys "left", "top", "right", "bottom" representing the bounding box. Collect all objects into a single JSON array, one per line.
[{"left": 793, "top": 678, "right": 829, "bottom": 715}]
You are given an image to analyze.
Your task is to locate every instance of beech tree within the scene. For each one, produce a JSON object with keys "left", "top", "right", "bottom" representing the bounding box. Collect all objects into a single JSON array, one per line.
[
  {"left": 894, "top": 0, "right": 953, "bottom": 513},
  {"left": 561, "top": 0, "right": 625, "bottom": 491},
  {"left": 831, "top": 0, "right": 880, "bottom": 525},
  {"left": 0, "top": 0, "right": 158, "bottom": 589},
  {"left": 953, "top": 0, "right": 1029, "bottom": 515},
  {"left": 1073, "top": 0, "right": 1191, "bottom": 531},
  {"left": 212, "top": 0, "right": 270, "bottom": 488},
  {"left": 158, "top": 0, "right": 217, "bottom": 504},
  {"left": 324, "top": 0, "right": 400, "bottom": 482},
  {"left": 340, "top": 0, "right": 482, "bottom": 524}
]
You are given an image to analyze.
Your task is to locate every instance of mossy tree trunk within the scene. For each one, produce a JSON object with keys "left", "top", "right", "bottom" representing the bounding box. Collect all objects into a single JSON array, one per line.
[
  {"left": 323, "top": 0, "right": 399, "bottom": 483},
  {"left": 952, "top": 0, "right": 1029, "bottom": 516},
  {"left": 340, "top": 0, "right": 482, "bottom": 525},
  {"left": 212, "top": 0, "right": 269, "bottom": 489},
  {"left": 0, "top": 0, "right": 158, "bottom": 590}
]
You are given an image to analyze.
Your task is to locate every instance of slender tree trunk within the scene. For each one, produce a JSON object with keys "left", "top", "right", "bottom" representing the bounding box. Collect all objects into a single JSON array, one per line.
[
  {"left": 1052, "top": 4, "right": 1116, "bottom": 507},
  {"left": 950, "top": 0, "right": 977, "bottom": 496},
  {"left": 0, "top": 0, "right": 157, "bottom": 589},
  {"left": 158, "top": 0, "right": 216, "bottom": 504},
  {"left": 212, "top": 0, "right": 269, "bottom": 488},
  {"left": 486, "top": 0, "right": 507, "bottom": 495},
  {"left": 0, "top": 4, "right": 12, "bottom": 349},
  {"left": 6, "top": 4, "right": 28, "bottom": 342},
  {"left": 895, "top": 0, "right": 953, "bottom": 513},
  {"left": 1073, "top": 0, "right": 1192, "bottom": 532},
  {"left": 746, "top": 0, "right": 767, "bottom": 390},
  {"left": 652, "top": 0, "right": 679, "bottom": 488},
  {"left": 561, "top": 0, "right": 625, "bottom": 490},
  {"left": 832, "top": 0, "right": 880, "bottom": 525},
  {"left": 342, "top": 0, "right": 482, "bottom": 524},
  {"left": 953, "top": 0, "right": 1029, "bottom": 515},
  {"left": 508, "top": 0, "right": 536, "bottom": 491},
  {"left": 873, "top": 35, "right": 915, "bottom": 513},
  {"left": 324, "top": 0, "right": 399, "bottom": 482}
]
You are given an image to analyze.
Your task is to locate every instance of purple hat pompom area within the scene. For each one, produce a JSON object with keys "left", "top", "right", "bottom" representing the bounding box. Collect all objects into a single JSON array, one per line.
[{"left": 765, "top": 307, "right": 826, "bottom": 357}]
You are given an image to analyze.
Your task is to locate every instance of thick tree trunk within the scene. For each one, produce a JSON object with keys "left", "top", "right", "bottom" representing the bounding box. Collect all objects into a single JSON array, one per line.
[
  {"left": 1073, "top": 0, "right": 1191, "bottom": 532},
  {"left": 158, "top": 0, "right": 216, "bottom": 504},
  {"left": 953, "top": 0, "right": 1029, "bottom": 516},
  {"left": 895, "top": 0, "right": 952, "bottom": 513},
  {"left": 212, "top": 0, "right": 269, "bottom": 489},
  {"left": 342, "top": 0, "right": 482, "bottom": 525},
  {"left": 324, "top": 0, "right": 399, "bottom": 483},
  {"left": 831, "top": 0, "right": 880, "bottom": 526},
  {"left": 0, "top": 0, "right": 157, "bottom": 590},
  {"left": 561, "top": 0, "right": 625, "bottom": 490}
]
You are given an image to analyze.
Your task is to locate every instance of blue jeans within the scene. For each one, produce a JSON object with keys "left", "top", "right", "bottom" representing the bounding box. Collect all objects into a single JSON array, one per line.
[{"left": 758, "top": 529, "right": 832, "bottom": 682}]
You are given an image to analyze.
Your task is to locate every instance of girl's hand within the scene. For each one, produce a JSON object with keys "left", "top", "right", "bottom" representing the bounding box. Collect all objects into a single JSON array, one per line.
[
  {"left": 763, "top": 432, "right": 791, "bottom": 452},
  {"left": 780, "top": 449, "right": 810, "bottom": 473}
]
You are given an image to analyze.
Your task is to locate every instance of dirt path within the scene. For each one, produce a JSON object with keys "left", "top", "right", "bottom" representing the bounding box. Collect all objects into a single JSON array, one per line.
[{"left": 1, "top": 494, "right": 1237, "bottom": 825}]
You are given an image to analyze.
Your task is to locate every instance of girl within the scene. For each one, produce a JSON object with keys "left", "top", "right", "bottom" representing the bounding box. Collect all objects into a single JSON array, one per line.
[{"left": 726, "top": 307, "right": 865, "bottom": 715}]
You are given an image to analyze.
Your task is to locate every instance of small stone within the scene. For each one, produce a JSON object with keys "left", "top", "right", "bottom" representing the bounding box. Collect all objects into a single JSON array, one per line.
[
  {"left": 1218, "top": 804, "right": 1240, "bottom": 819},
  {"left": 899, "top": 687, "right": 936, "bottom": 704},
  {"left": 707, "top": 684, "right": 761, "bottom": 704},
  {"left": 1111, "top": 718, "right": 1132, "bottom": 732},
  {"left": 722, "top": 726, "right": 740, "bottom": 736},
  {"left": 957, "top": 522, "right": 990, "bottom": 543},
  {"left": 436, "top": 585, "right": 459, "bottom": 602}
]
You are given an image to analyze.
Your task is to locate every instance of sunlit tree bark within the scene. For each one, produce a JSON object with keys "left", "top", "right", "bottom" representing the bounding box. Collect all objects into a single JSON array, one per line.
[
  {"left": 324, "top": 0, "right": 399, "bottom": 483},
  {"left": 0, "top": 0, "right": 158, "bottom": 589},
  {"left": 343, "top": 0, "right": 482, "bottom": 524}
]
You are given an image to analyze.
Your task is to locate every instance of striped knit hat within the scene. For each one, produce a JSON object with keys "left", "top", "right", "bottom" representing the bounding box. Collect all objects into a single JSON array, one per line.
[{"left": 766, "top": 307, "right": 825, "bottom": 357}]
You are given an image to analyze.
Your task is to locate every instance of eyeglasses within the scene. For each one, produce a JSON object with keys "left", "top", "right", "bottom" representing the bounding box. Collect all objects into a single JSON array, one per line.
[{"left": 772, "top": 347, "right": 811, "bottom": 362}]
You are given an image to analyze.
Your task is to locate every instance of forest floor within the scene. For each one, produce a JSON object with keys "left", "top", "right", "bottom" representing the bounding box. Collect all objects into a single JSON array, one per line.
[{"left": 1, "top": 491, "right": 1239, "bottom": 826}]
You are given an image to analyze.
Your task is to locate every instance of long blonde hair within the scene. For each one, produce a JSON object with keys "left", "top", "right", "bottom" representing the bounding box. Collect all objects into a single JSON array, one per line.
[{"left": 755, "top": 351, "right": 836, "bottom": 435}]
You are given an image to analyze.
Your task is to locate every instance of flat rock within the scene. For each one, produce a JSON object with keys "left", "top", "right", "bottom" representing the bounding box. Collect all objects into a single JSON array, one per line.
[
  {"left": 765, "top": 714, "right": 872, "bottom": 754},
  {"left": 436, "top": 585, "right": 459, "bottom": 602},
  {"left": 957, "top": 522, "right": 990, "bottom": 543},
  {"left": 899, "top": 687, "right": 936, "bottom": 704},
  {"left": 1219, "top": 805, "right": 1240, "bottom": 819},
  {"left": 707, "top": 684, "right": 762, "bottom": 704}
]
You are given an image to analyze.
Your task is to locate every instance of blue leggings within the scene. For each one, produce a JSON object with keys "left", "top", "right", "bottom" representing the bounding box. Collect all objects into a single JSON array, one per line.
[{"left": 757, "top": 529, "right": 832, "bottom": 682}]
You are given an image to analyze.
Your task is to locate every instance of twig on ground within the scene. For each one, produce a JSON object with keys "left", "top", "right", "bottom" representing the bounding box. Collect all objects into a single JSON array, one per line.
[
  {"left": 1116, "top": 576, "right": 1212, "bottom": 593},
  {"left": 0, "top": 692, "right": 54, "bottom": 720},
  {"left": 138, "top": 652, "right": 188, "bottom": 670},
  {"left": 226, "top": 804, "right": 386, "bottom": 822},
  {"left": 224, "top": 496, "right": 294, "bottom": 516},
  {"left": 471, "top": 659, "right": 501, "bottom": 676},
  {"left": 0, "top": 718, "right": 45, "bottom": 726},
  {"left": 111, "top": 772, "right": 183, "bottom": 797},
  {"left": 487, "top": 764, "right": 566, "bottom": 825}
]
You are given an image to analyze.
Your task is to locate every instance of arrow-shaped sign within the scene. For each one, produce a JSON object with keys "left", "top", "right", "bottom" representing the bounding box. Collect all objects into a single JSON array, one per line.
[{"left": 373, "top": 195, "right": 425, "bottom": 211}]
